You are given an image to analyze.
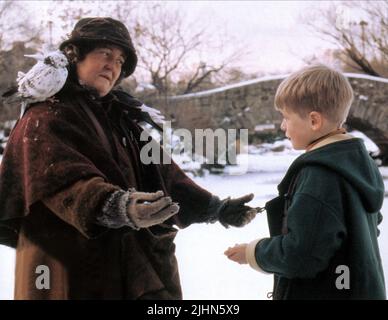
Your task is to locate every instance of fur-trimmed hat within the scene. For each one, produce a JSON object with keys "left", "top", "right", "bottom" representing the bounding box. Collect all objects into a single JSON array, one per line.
[{"left": 59, "top": 17, "right": 137, "bottom": 77}]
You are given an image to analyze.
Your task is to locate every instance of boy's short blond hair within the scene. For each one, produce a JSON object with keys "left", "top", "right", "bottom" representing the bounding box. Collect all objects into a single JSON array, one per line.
[{"left": 274, "top": 64, "right": 354, "bottom": 125}]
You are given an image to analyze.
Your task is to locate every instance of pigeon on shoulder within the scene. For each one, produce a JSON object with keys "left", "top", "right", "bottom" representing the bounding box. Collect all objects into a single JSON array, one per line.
[{"left": 2, "top": 47, "right": 69, "bottom": 117}]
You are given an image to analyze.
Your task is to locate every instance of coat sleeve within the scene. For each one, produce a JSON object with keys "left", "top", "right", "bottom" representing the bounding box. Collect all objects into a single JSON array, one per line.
[
  {"left": 254, "top": 168, "right": 347, "bottom": 279},
  {"left": 255, "top": 193, "right": 347, "bottom": 279},
  {"left": 42, "top": 176, "right": 120, "bottom": 239},
  {"left": 132, "top": 122, "right": 216, "bottom": 228},
  {"left": 0, "top": 102, "right": 116, "bottom": 225},
  {"left": 159, "top": 159, "right": 214, "bottom": 229}
]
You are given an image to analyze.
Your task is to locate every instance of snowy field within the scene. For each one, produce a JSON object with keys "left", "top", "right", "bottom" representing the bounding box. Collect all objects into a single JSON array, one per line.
[
  {"left": 176, "top": 168, "right": 388, "bottom": 300},
  {"left": 0, "top": 134, "right": 387, "bottom": 300}
]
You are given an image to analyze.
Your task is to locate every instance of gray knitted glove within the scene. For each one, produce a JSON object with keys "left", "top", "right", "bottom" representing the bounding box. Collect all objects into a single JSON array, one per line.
[
  {"left": 127, "top": 189, "right": 179, "bottom": 228},
  {"left": 97, "top": 188, "right": 179, "bottom": 230}
]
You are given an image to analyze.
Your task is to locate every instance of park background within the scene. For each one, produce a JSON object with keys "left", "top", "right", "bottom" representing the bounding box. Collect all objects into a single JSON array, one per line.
[{"left": 0, "top": 0, "right": 387, "bottom": 299}]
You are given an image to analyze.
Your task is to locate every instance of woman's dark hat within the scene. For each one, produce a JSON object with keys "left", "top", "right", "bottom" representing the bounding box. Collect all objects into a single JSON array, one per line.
[{"left": 59, "top": 17, "right": 137, "bottom": 77}]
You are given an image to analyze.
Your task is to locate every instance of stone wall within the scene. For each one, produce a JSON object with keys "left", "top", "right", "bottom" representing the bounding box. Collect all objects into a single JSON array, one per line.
[
  {"left": 346, "top": 75, "right": 388, "bottom": 162},
  {"left": 147, "top": 75, "right": 286, "bottom": 133},
  {"left": 146, "top": 73, "right": 388, "bottom": 161}
]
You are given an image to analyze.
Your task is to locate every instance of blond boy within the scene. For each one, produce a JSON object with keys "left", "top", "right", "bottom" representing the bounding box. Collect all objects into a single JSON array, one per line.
[{"left": 225, "top": 65, "right": 386, "bottom": 300}]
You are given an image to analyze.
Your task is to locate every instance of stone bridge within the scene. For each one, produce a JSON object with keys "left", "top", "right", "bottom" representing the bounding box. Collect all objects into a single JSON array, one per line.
[{"left": 147, "top": 73, "right": 388, "bottom": 162}]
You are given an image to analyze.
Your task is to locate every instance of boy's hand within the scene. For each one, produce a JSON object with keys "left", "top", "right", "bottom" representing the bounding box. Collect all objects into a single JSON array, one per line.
[{"left": 224, "top": 243, "right": 248, "bottom": 264}]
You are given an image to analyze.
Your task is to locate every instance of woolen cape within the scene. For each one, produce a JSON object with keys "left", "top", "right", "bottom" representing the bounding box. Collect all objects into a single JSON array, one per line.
[{"left": 0, "top": 85, "right": 213, "bottom": 299}]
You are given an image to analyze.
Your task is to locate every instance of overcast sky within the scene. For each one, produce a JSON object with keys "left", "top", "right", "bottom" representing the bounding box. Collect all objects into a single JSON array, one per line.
[
  {"left": 169, "top": 1, "right": 338, "bottom": 73},
  {"left": 23, "top": 0, "right": 342, "bottom": 75}
]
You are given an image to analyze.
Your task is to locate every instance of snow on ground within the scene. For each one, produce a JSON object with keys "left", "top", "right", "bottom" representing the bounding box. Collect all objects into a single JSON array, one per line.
[
  {"left": 175, "top": 173, "right": 279, "bottom": 300},
  {"left": 0, "top": 132, "right": 387, "bottom": 300},
  {"left": 175, "top": 133, "right": 388, "bottom": 299},
  {"left": 0, "top": 246, "right": 14, "bottom": 300},
  {"left": 176, "top": 169, "right": 388, "bottom": 300}
]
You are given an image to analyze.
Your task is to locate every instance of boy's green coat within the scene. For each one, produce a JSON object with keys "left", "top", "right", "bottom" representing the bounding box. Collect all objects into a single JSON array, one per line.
[{"left": 258, "top": 138, "right": 386, "bottom": 299}]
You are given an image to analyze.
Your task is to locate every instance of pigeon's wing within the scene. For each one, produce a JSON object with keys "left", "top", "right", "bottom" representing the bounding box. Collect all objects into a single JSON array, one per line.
[
  {"left": 18, "top": 66, "right": 68, "bottom": 101},
  {"left": 140, "top": 104, "right": 165, "bottom": 124},
  {"left": 17, "top": 64, "right": 45, "bottom": 98},
  {"left": 42, "top": 68, "right": 68, "bottom": 97}
]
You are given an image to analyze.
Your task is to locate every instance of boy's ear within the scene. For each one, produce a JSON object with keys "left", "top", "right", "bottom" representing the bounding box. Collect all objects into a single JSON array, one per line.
[{"left": 309, "top": 111, "right": 323, "bottom": 131}]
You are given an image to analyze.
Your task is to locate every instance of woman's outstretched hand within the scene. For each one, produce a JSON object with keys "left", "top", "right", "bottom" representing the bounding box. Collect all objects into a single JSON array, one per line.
[
  {"left": 218, "top": 193, "right": 257, "bottom": 228},
  {"left": 127, "top": 189, "right": 179, "bottom": 228}
]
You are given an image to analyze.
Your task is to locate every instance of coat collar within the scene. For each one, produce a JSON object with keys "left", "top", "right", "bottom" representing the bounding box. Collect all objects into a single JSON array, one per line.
[{"left": 308, "top": 132, "right": 354, "bottom": 151}]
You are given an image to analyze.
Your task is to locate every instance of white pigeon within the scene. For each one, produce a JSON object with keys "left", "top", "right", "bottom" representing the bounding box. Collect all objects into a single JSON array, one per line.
[
  {"left": 140, "top": 103, "right": 165, "bottom": 124},
  {"left": 14, "top": 47, "right": 68, "bottom": 117}
]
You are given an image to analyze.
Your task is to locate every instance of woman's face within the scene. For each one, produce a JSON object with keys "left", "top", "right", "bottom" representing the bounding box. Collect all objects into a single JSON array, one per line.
[{"left": 76, "top": 45, "right": 126, "bottom": 97}]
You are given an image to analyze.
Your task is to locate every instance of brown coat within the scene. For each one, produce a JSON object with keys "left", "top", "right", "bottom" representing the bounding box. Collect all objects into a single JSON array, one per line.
[{"left": 0, "top": 88, "right": 212, "bottom": 299}]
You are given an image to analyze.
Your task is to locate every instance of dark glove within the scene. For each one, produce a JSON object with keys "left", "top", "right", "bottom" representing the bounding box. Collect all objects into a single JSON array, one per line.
[{"left": 218, "top": 193, "right": 257, "bottom": 228}]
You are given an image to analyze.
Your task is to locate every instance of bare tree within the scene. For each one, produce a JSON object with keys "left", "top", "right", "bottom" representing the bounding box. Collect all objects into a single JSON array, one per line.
[
  {"left": 303, "top": 1, "right": 388, "bottom": 77},
  {"left": 0, "top": 1, "right": 45, "bottom": 122},
  {"left": 0, "top": 1, "right": 14, "bottom": 49},
  {"left": 302, "top": 1, "right": 388, "bottom": 163},
  {"left": 21, "top": 1, "right": 249, "bottom": 97},
  {"left": 134, "top": 3, "right": 207, "bottom": 95},
  {"left": 45, "top": 0, "right": 106, "bottom": 47},
  {"left": 44, "top": 0, "right": 139, "bottom": 47},
  {"left": 113, "top": 2, "right": 248, "bottom": 96},
  {"left": 0, "top": 1, "right": 42, "bottom": 50},
  {"left": 183, "top": 62, "right": 223, "bottom": 94}
]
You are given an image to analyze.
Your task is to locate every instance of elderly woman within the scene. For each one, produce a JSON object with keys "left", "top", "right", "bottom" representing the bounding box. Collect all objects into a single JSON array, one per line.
[{"left": 0, "top": 17, "right": 256, "bottom": 299}]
